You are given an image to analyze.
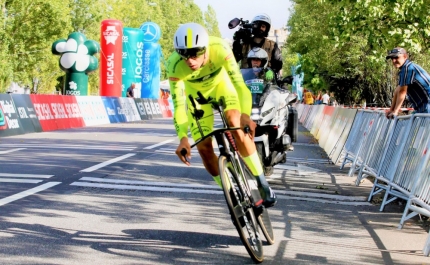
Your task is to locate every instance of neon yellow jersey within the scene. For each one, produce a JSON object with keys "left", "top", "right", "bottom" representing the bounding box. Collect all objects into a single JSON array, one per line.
[{"left": 167, "top": 36, "right": 251, "bottom": 140}]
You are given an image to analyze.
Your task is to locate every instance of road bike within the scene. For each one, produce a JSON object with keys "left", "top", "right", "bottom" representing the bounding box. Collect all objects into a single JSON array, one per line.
[{"left": 180, "top": 91, "right": 275, "bottom": 263}]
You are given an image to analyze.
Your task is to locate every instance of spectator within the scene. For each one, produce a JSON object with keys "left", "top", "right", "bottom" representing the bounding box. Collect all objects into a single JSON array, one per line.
[
  {"left": 315, "top": 91, "right": 322, "bottom": 105},
  {"left": 303, "top": 89, "right": 314, "bottom": 105},
  {"left": 322, "top": 90, "right": 330, "bottom": 105},
  {"left": 385, "top": 47, "right": 430, "bottom": 118},
  {"left": 126, "top": 83, "right": 135, "bottom": 98}
]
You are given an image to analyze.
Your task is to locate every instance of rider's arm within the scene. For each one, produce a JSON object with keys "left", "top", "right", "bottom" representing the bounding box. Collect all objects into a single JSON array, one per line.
[
  {"left": 169, "top": 77, "right": 189, "bottom": 140},
  {"left": 223, "top": 51, "right": 252, "bottom": 115}
]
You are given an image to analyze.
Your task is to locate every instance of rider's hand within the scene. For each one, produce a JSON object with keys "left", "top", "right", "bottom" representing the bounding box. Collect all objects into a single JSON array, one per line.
[
  {"left": 176, "top": 137, "right": 191, "bottom": 166},
  {"left": 240, "top": 113, "right": 256, "bottom": 139},
  {"left": 385, "top": 109, "right": 397, "bottom": 119},
  {"left": 265, "top": 70, "right": 274, "bottom": 81}
]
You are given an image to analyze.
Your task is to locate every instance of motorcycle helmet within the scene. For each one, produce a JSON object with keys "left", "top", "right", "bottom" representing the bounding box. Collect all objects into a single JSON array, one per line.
[
  {"left": 173, "top": 23, "right": 209, "bottom": 59},
  {"left": 251, "top": 13, "right": 271, "bottom": 37},
  {"left": 247, "top": 47, "right": 269, "bottom": 68}
]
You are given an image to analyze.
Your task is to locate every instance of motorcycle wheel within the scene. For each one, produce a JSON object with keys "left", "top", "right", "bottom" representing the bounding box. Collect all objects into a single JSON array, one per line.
[{"left": 255, "top": 142, "right": 274, "bottom": 176}]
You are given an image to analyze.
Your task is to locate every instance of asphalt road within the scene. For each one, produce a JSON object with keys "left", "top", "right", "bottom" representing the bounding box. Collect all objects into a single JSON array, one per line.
[{"left": 0, "top": 118, "right": 428, "bottom": 265}]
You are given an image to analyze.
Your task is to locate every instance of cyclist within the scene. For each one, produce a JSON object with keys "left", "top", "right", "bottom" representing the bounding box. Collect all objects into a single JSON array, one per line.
[{"left": 167, "top": 23, "right": 277, "bottom": 208}]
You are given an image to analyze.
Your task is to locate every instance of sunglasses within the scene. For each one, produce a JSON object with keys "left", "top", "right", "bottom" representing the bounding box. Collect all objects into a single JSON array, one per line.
[{"left": 176, "top": 47, "right": 206, "bottom": 60}]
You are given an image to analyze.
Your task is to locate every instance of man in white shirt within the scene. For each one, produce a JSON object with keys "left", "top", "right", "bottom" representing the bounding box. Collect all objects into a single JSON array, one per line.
[{"left": 322, "top": 91, "right": 330, "bottom": 105}]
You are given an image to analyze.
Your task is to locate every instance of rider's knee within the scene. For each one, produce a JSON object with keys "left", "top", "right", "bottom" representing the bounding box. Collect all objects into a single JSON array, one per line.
[{"left": 225, "top": 109, "right": 240, "bottom": 127}]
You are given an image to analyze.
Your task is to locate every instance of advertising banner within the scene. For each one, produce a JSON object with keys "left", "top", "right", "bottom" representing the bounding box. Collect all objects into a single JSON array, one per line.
[
  {"left": 100, "top": 19, "right": 123, "bottom": 97},
  {"left": 141, "top": 98, "right": 153, "bottom": 120},
  {"left": 102, "top": 97, "right": 124, "bottom": 123},
  {"left": 140, "top": 22, "right": 161, "bottom": 99},
  {"left": 158, "top": 98, "right": 172, "bottom": 118},
  {"left": 150, "top": 99, "right": 162, "bottom": 118},
  {"left": 76, "top": 96, "right": 110, "bottom": 126},
  {"left": 30, "top": 95, "right": 86, "bottom": 131},
  {"left": 0, "top": 94, "right": 25, "bottom": 137},
  {"left": 134, "top": 98, "right": 148, "bottom": 120},
  {"left": 11, "top": 94, "right": 42, "bottom": 133},
  {"left": 122, "top": 28, "right": 144, "bottom": 98},
  {"left": 118, "top": 97, "right": 141, "bottom": 122}
]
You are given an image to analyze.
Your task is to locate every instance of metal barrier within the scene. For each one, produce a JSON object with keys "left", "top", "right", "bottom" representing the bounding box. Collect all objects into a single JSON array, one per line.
[
  {"left": 397, "top": 115, "right": 430, "bottom": 256},
  {"left": 379, "top": 115, "right": 430, "bottom": 211},
  {"left": 355, "top": 116, "right": 393, "bottom": 185},
  {"left": 339, "top": 110, "right": 376, "bottom": 169},
  {"left": 347, "top": 111, "right": 382, "bottom": 179},
  {"left": 367, "top": 115, "right": 413, "bottom": 210}
]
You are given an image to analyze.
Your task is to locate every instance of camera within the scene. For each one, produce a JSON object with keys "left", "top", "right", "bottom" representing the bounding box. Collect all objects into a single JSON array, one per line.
[{"left": 228, "top": 17, "right": 255, "bottom": 44}]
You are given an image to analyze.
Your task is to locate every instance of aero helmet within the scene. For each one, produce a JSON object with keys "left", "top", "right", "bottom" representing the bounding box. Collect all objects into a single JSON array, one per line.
[
  {"left": 173, "top": 23, "right": 209, "bottom": 59},
  {"left": 247, "top": 47, "right": 269, "bottom": 68},
  {"left": 251, "top": 13, "right": 271, "bottom": 37}
]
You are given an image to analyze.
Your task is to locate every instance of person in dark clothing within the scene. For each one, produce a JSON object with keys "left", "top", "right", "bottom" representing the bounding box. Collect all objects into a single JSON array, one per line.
[
  {"left": 232, "top": 13, "right": 283, "bottom": 78},
  {"left": 126, "top": 83, "right": 135, "bottom": 98}
]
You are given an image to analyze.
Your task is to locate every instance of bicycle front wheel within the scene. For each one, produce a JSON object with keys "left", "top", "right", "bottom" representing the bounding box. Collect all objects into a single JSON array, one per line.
[{"left": 219, "top": 155, "right": 264, "bottom": 263}]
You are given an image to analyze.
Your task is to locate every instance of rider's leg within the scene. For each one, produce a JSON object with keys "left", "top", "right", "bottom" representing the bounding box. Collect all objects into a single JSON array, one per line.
[
  {"left": 196, "top": 137, "right": 222, "bottom": 188},
  {"left": 225, "top": 109, "right": 277, "bottom": 208}
]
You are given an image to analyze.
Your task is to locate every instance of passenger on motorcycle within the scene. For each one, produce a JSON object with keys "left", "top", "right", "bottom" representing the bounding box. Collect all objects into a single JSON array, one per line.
[
  {"left": 247, "top": 47, "right": 275, "bottom": 84},
  {"left": 167, "top": 23, "right": 277, "bottom": 208}
]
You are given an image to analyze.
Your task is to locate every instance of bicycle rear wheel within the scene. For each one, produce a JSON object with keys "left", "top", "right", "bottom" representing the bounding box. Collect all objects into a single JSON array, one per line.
[
  {"left": 241, "top": 157, "right": 275, "bottom": 245},
  {"left": 219, "top": 155, "right": 264, "bottom": 263}
]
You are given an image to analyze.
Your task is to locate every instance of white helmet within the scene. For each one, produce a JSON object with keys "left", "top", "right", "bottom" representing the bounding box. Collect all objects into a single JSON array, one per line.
[
  {"left": 251, "top": 13, "right": 271, "bottom": 37},
  {"left": 173, "top": 23, "right": 209, "bottom": 50},
  {"left": 247, "top": 47, "right": 269, "bottom": 68}
]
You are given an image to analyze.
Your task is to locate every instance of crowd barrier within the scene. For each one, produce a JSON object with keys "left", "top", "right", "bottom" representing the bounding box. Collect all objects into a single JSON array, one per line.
[
  {"left": 296, "top": 104, "right": 430, "bottom": 256},
  {"left": 0, "top": 93, "right": 173, "bottom": 137}
]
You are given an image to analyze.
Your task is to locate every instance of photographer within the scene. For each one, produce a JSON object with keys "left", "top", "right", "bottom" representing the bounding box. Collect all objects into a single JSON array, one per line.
[{"left": 232, "top": 13, "right": 283, "bottom": 78}]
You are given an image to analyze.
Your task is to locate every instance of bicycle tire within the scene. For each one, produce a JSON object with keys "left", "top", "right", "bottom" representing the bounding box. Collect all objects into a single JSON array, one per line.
[
  {"left": 240, "top": 157, "right": 275, "bottom": 245},
  {"left": 219, "top": 155, "right": 264, "bottom": 263}
]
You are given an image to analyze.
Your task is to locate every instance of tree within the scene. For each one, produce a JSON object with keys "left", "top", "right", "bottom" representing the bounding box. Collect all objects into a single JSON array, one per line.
[{"left": 204, "top": 5, "right": 221, "bottom": 37}]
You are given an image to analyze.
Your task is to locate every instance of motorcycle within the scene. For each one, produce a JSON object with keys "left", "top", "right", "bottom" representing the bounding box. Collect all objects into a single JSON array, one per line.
[{"left": 241, "top": 68, "right": 297, "bottom": 176}]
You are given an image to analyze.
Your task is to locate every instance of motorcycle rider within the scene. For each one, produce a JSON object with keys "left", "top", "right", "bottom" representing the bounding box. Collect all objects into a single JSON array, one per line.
[{"left": 232, "top": 13, "right": 283, "bottom": 80}]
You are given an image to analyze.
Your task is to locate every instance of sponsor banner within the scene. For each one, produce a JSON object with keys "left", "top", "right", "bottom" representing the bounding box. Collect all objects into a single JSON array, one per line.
[
  {"left": 101, "top": 97, "right": 125, "bottom": 123},
  {"left": 158, "top": 98, "right": 173, "bottom": 118},
  {"left": 140, "top": 22, "right": 162, "bottom": 99},
  {"left": 0, "top": 94, "right": 25, "bottom": 137},
  {"left": 168, "top": 98, "right": 174, "bottom": 114},
  {"left": 76, "top": 96, "right": 110, "bottom": 126},
  {"left": 141, "top": 98, "right": 153, "bottom": 120},
  {"left": 134, "top": 98, "right": 148, "bottom": 120},
  {"left": 30, "top": 95, "right": 86, "bottom": 131},
  {"left": 150, "top": 99, "right": 162, "bottom": 118},
  {"left": 122, "top": 28, "right": 144, "bottom": 98},
  {"left": 118, "top": 97, "right": 141, "bottom": 122},
  {"left": 315, "top": 106, "right": 336, "bottom": 144},
  {"left": 100, "top": 19, "right": 123, "bottom": 97},
  {"left": 11, "top": 94, "right": 42, "bottom": 133},
  {"left": 329, "top": 108, "right": 358, "bottom": 163}
]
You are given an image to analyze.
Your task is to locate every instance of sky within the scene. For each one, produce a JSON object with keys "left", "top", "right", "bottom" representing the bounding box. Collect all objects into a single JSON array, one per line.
[{"left": 193, "top": 0, "right": 293, "bottom": 40}]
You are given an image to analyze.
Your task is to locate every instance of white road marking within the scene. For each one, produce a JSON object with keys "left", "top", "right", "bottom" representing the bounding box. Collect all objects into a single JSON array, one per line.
[
  {"left": 0, "top": 144, "right": 135, "bottom": 151},
  {"left": 80, "top": 153, "right": 136, "bottom": 172},
  {"left": 143, "top": 139, "right": 174, "bottom": 149},
  {"left": 0, "top": 148, "right": 26, "bottom": 154},
  {"left": 0, "top": 179, "right": 42, "bottom": 184},
  {"left": 0, "top": 173, "right": 54, "bottom": 178},
  {"left": 73, "top": 177, "right": 369, "bottom": 204},
  {"left": 0, "top": 182, "right": 61, "bottom": 207}
]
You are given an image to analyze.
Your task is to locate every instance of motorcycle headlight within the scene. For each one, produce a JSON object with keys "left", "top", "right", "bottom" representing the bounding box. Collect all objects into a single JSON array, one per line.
[
  {"left": 261, "top": 107, "right": 274, "bottom": 117},
  {"left": 251, "top": 108, "right": 260, "bottom": 114}
]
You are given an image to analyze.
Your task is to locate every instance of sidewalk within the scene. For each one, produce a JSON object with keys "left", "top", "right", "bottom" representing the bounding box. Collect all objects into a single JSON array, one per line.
[{"left": 269, "top": 123, "right": 430, "bottom": 264}]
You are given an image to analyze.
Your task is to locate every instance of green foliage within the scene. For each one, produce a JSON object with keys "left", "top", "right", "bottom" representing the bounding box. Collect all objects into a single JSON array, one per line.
[
  {"left": 0, "top": 0, "right": 221, "bottom": 94},
  {"left": 284, "top": 0, "right": 430, "bottom": 106}
]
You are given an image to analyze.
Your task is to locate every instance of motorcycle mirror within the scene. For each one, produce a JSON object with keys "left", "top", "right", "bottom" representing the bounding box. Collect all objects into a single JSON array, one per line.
[{"left": 228, "top": 18, "right": 241, "bottom": 29}]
